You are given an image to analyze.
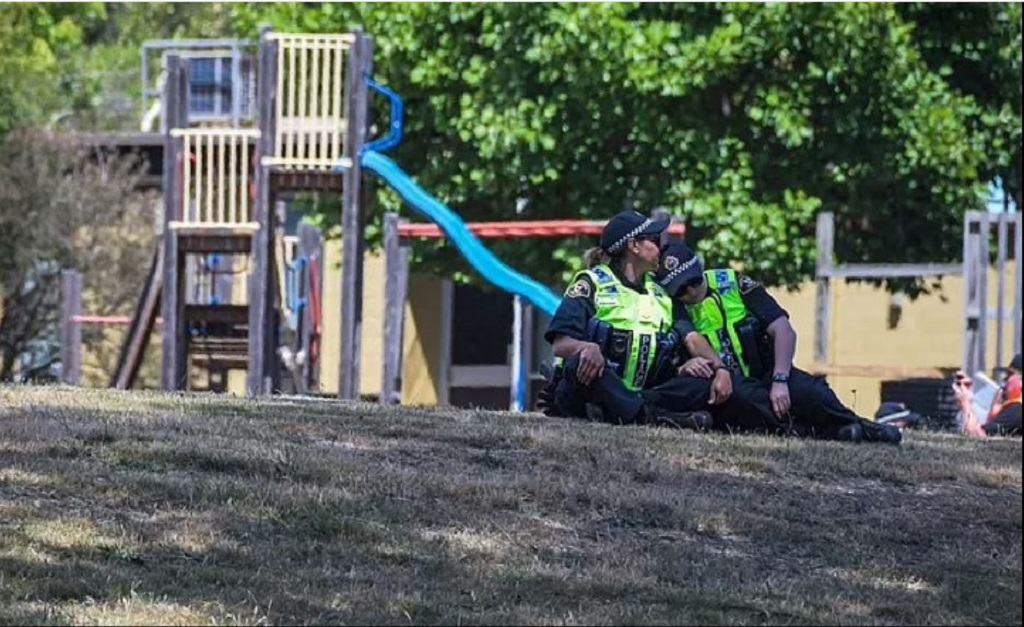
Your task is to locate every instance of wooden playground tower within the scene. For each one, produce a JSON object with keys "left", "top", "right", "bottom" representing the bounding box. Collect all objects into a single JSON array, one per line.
[{"left": 115, "top": 28, "right": 373, "bottom": 397}]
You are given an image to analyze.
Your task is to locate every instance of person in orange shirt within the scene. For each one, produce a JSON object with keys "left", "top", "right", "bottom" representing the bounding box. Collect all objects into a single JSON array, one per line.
[{"left": 952, "top": 353, "right": 1022, "bottom": 438}]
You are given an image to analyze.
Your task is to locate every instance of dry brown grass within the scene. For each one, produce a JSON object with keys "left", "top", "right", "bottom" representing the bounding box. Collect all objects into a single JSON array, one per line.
[{"left": 1, "top": 385, "right": 1020, "bottom": 626}]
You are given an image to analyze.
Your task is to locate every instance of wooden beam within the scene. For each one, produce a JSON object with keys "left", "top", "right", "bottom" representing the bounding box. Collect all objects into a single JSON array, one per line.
[
  {"left": 381, "top": 213, "right": 409, "bottom": 404},
  {"left": 161, "top": 55, "right": 190, "bottom": 391},
  {"left": 1014, "top": 211, "right": 1022, "bottom": 360},
  {"left": 814, "top": 212, "right": 833, "bottom": 365},
  {"left": 338, "top": 32, "right": 373, "bottom": 400},
  {"left": 297, "top": 220, "right": 323, "bottom": 395},
  {"left": 976, "top": 211, "right": 989, "bottom": 374},
  {"left": 112, "top": 246, "right": 163, "bottom": 389},
  {"left": 60, "top": 270, "right": 83, "bottom": 385},
  {"left": 808, "top": 363, "right": 956, "bottom": 379},
  {"left": 248, "top": 27, "right": 278, "bottom": 396},
  {"left": 438, "top": 279, "right": 453, "bottom": 405},
  {"left": 818, "top": 263, "right": 962, "bottom": 279},
  {"left": 995, "top": 211, "right": 1008, "bottom": 371}
]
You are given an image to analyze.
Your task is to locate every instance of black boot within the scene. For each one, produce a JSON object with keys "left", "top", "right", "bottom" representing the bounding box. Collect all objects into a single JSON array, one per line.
[
  {"left": 860, "top": 419, "right": 902, "bottom": 445},
  {"left": 815, "top": 421, "right": 863, "bottom": 442},
  {"left": 834, "top": 422, "right": 863, "bottom": 442},
  {"left": 644, "top": 406, "right": 714, "bottom": 431},
  {"left": 536, "top": 362, "right": 564, "bottom": 417}
]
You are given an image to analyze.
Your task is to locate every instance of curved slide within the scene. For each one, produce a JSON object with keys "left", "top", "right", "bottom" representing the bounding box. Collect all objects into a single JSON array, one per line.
[{"left": 361, "top": 150, "right": 561, "bottom": 316}]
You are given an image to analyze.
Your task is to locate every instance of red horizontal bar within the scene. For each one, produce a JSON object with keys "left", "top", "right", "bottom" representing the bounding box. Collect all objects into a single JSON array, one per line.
[
  {"left": 397, "top": 219, "right": 686, "bottom": 240},
  {"left": 71, "top": 315, "right": 164, "bottom": 326}
]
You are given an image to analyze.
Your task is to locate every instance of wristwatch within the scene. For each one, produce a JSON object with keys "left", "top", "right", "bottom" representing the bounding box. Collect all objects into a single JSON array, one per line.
[
  {"left": 714, "top": 365, "right": 731, "bottom": 375},
  {"left": 772, "top": 372, "right": 790, "bottom": 383}
]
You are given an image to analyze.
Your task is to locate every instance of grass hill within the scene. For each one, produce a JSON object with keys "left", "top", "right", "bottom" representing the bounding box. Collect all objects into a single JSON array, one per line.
[{"left": 1, "top": 386, "right": 1020, "bottom": 625}]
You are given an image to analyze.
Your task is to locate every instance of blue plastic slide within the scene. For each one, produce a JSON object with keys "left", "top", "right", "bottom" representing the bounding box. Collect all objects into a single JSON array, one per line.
[{"left": 360, "top": 150, "right": 561, "bottom": 316}]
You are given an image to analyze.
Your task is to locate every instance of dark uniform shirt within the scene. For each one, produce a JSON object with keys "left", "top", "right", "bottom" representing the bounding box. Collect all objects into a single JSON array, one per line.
[
  {"left": 671, "top": 273, "right": 789, "bottom": 339},
  {"left": 984, "top": 403, "right": 1022, "bottom": 437},
  {"left": 544, "top": 263, "right": 649, "bottom": 344}
]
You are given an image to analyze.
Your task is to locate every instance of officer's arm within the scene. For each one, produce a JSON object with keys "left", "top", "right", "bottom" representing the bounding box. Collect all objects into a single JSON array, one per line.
[
  {"left": 673, "top": 303, "right": 725, "bottom": 371},
  {"left": 682, "top": 332, "right": 724, "bottom": 368},
  {"left": 552, "top": 335, "right": 597, "bottom": 360},
  {"left": 765, "top": 316, "right": 797, "bottom": 377},
  {"left": 545, "top": 275, "right": 599, "bottom": 359},
  {"left": 739, "top": 275, "right": 794, "bottom": 377}
]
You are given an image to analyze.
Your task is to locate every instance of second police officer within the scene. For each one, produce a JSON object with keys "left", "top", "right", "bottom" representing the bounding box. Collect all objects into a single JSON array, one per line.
[{"left": 653, "top": 242, "right": 902, "bottom": 444}]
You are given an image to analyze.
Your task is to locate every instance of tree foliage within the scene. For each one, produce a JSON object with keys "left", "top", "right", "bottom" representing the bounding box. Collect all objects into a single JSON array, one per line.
[
  {"left": 231, "top": 2, "right": 1020, "bottom": 293},
  {"left": 0, "top": 2, "right": 236, "bottom": 135},
  {"left": 0, "top": 131, "right": 155, "bottom": 381}
]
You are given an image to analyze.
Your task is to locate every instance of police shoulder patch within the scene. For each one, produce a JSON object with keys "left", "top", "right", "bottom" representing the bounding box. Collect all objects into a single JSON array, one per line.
[
  {"left": 738, "top": 274, "right": 761, "bottom": 294},
  {"left": 565, "top": 279, "right": 593, "bottom": 300}
]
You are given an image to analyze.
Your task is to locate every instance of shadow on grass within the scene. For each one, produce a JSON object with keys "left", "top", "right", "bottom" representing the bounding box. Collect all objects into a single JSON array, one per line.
[{"left": 2, "top": 393, "right": 1020, "bottom": 625}]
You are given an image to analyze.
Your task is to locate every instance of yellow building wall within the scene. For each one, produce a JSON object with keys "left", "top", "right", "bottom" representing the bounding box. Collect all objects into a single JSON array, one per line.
[
  {"left": 320, "top": 248, "right": 1017, "bottom": 413},
  {"left": 773, "top": 265, "right": 1019, "bottom": 415},
  {"left": 319, "top": 240, "right": 443, "bottom": 404}
]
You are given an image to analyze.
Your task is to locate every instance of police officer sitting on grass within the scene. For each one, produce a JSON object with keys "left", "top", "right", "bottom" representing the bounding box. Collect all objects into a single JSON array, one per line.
[
  {"left": 539, "top": 211, "right": 725, "bottom": 429},
  {"left": 654, "top": 242, "right": 902, "bottom": 444}
]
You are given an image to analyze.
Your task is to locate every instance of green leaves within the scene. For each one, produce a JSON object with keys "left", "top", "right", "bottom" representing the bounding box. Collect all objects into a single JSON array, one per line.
[{"left": 228, "top": 3, "right": 1020, "bottom": 293}]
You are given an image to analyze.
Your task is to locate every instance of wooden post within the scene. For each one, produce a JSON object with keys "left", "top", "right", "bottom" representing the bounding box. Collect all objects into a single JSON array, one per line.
[
  {"left": 438, "top": 279, "right": 453, "bottom": 405},
  {"left": 112, "top": 246, "right": 163, "bottom": 390},
  {"left": 298, "top": 220, "right": 323, "bottom": 394},
  {"left": 161, "top": 55, "right": 189, "bottom": 390},
  {"left": 249, "top": 27, "right": 277, "bottom": 396},
  {"left": 1014, "top": 212, "right": 1022, "bottom": 359},
  {"left": 963, "top": 212, "right": 985, "bottom": 375},
  {"left": 60, "top": 270, "right": 82, "bottom": 385},
  {"left": 962, "top": 212, "right": 975, "bottom": 375},
  {"left": 339, "top": 32, "right": 373, "bottom": 400},
  {"left": 814, "top": 212, "right": 834, "bottom": 366},
  {"left": 381, "top": 213, "right": 409, "bottom": 404},
  {"left": 977, "top": 212, "right": 989, "bottom": 374},
  {"left": 995, "top": 212, "right": 1008, "bottom": 371}
]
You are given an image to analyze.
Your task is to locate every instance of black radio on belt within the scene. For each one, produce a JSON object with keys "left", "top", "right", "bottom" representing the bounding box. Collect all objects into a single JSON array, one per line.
[
  {"left": 734, "top": 317, "right": 769, "bottom": 378},
  {"left": 586, "top": 318, "right": 631, "bottom": 378}
]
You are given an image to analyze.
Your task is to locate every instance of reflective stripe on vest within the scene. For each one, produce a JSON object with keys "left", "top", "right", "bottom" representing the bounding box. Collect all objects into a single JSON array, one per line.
[
  {"left": 684, "top": 268, "right": 751, "bottom": 376},
  {"left": 571, "top": 264, "right": 674, "bottom": 390}
]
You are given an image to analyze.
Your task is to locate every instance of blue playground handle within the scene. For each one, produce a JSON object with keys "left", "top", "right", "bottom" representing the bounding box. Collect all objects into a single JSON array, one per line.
[
  {"left": 360, "top": 150, "right": 561, "bottom": 316},
  {"left": 363, "top": 75, "right": 403, "bottom": 154}
]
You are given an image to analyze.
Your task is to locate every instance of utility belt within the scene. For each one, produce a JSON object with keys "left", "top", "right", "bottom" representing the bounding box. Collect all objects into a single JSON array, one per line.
[{"left": 586, "top": 319, "right": 679, "bottom": 387}]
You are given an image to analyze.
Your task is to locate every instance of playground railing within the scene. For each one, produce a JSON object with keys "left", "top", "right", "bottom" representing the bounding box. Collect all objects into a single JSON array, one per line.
[
  {"left": 169, "top": 128, "right": 261, "bottom": 231},
  {"left": 263, "top": 32, "right": 355, "bottom": 171}
]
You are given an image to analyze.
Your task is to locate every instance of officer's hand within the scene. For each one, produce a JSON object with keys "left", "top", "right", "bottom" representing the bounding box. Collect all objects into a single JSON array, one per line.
[
  {"left": 576, "top": 342, "right": 605, "bottom": 385},
  {"left": 770, "top": 382, "right": 791, "bottom": 418},
  {"left": 709, "top": 368, "right": 733, "bottom": 405},
  {"left": 679, "top": 357, "right": 714, "bottom": 379}
]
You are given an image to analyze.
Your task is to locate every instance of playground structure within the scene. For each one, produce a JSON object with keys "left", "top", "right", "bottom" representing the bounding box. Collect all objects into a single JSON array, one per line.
[
  {"left": 105, "top": 28, "right": 632, "bottom": 401},
  {"left": 112, "top": 29, "right": 347, "bottom": 395}
]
